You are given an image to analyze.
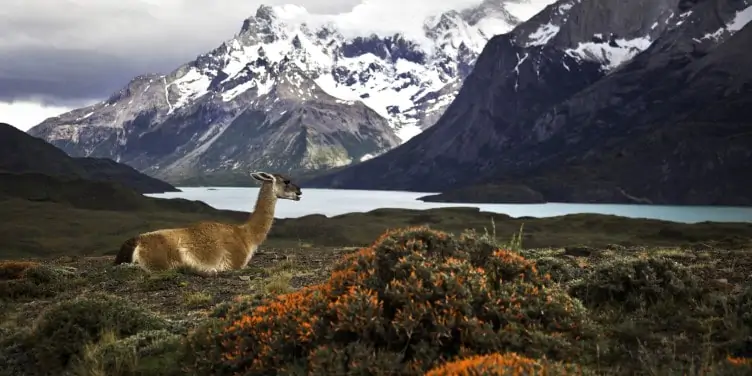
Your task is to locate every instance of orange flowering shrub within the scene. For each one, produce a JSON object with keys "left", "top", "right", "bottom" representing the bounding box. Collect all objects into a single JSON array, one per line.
[
  {"left": 424, "top": 352, "right": 583, "bottom": 376},
  {"left": 0, "top": 260, "right": 41, "bottom": 280},
  {"left": 725, "top": 356, "right": 752, "bottom": 367},
  {"left": 699, "top": 356, "right": 752, "bottom": 375},
  {"left": 183, "top": 227, "right": 595, "bottom": 375}
]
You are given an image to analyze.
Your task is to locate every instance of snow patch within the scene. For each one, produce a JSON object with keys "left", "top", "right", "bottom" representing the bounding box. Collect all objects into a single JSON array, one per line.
[
  {"left": 701, "top": 5, "right": 752, "bottom": 41},
  {"left": 167, "top": 69, "right": 212, "bottom": 110},
  {"left": 527, "top": 23, "right": 559, "bottom": 46},
  {"left": 566, "top": 37, "right": 653, "bottom": 70},
  {"left": 506, "top": 0, "right": 558, "bottom": 21},
  {"left": 513, "top": 52, "right": 529, "bottom": 91},
  {"left": 728, "top": 5, "right": 752, "bottom": 31},
  {"left": 162, "top": 76, "right": 174, "bottom": 113},
  {"left": 474, "top": 18, "right": 514, "bottom": 38},
  {"left": 395, "top": 123, "right": 423, "bottom": 142}
]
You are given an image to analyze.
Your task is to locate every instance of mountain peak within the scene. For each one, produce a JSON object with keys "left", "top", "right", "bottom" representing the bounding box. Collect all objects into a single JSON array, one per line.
[
  {"left": 255, "top": 4, "right": 276, "bottom": 20},
  {"left": 257, "top": 4, "right": 309, "bottom": 20},
  {"left": 27, "top": 0, "right": 546, "bottom": 184},
  {"left": 240, "top": 4, "right": 309, "bottom": 35}
]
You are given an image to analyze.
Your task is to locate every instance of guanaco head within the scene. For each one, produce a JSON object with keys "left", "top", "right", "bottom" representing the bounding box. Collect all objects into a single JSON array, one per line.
[{"left": 251, "top": 171, "right": 302, "bottom": 201}]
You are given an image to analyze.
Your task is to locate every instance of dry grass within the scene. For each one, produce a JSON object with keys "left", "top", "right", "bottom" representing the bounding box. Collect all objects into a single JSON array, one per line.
[
  {"left": 182, "top": 292, "right": 213, "bottom": 308},
  {"left": 0, "top": 260, "right": 41, "bottom": 280},
  {"left": 70, "top": 330, "right": 136, "bottom": 376}
]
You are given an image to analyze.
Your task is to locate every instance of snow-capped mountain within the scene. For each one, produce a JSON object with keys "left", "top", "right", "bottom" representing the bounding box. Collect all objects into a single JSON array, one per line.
[
  {"left": 27, "top": 0, "right": 554, "bottom": 184},
  {"left": 309, "top": 0, "right": 752, "bottom": 206}
]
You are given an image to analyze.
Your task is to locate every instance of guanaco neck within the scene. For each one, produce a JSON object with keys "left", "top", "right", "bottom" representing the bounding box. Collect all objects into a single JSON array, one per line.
[{"left": 242, "top": 182, "right": 278, "bottom": 246}]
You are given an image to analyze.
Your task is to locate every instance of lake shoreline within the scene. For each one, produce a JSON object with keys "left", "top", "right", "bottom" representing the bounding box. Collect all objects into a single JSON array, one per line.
[
  {"left": 2, "top": 197, "right": 752, "bottom": 260},
  {"left": 146, "top": 186, "right": 752, "bottom": 224}
]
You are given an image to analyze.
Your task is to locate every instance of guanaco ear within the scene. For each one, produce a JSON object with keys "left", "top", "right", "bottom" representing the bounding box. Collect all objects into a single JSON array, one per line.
[{"left": 250, "top": 171, "right": 275, "bottom": 182}]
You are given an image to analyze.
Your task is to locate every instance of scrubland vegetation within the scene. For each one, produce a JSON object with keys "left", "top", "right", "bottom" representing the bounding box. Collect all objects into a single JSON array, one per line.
[{"left": 1, "top": 224, "right": 751, "bottom": 375}]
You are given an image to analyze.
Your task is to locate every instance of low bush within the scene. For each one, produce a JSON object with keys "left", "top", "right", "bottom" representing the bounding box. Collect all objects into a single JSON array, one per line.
[
  {"left": 530, "top": 256, "right": 585, "bottom": 286},
  {"left": 0, "top": 293, "right": 168, "bottom": 375},
  {"left": 568, "top": 256, "right": 751, "bottom": 373},
  {"left": 71, "top": 329, "right": 183, "bottom": 376},
  {"left": 0, "top": 264, "right": 77, "bottom": 300},
  {"left": 140, "top": 269, "right": 188, "bottom": 291},
  {"left": 728, "top": 287, "right": 752, "bottom": 358},
  {"left": 569, "top": 257, "right": 703, "bottom": 311},
  {"left": 183, "top": 227, "right": 596, "bottom": 375}
]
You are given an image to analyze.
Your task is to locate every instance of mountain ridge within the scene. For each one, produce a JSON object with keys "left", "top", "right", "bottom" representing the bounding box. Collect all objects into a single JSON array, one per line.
[
  {"left": 0, "top": 122, "right": 178, "bottom": 194},
  {"left": 307, "top": 0, "right": 752, "bottom": 206}
]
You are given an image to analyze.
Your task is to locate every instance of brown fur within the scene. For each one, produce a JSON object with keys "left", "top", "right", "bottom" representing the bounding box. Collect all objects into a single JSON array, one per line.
[
  {"left": 114, "top": 172, "right": 301, "bottom": 276},
  {"left": 114, "top": 237, "right": 137, "bottom": 264}
]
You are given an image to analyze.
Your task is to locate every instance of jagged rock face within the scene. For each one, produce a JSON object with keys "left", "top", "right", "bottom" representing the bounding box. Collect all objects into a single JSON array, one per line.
[
  {"left": 308, "top": 0, "right": 752, "bottom": 205},
  {"left": 27, "top": 1, "right": 546, "bottom": 183}
]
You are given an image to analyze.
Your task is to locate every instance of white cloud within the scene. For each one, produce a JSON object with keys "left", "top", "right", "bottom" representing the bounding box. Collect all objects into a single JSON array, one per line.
[
  {"left": 305, "top": 0, "right": 484, "bottom": 40},
  {"left": 0, "top": 0, "right": 486, "bottom": 60},
  {"left": 0, "top": 101, "right": 79, "bottom": 131}
]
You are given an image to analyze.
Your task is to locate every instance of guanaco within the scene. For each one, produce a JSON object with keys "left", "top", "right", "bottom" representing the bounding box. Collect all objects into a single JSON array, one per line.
[{"left": 114, "top": 171, "right": 302, "bottom": 276}]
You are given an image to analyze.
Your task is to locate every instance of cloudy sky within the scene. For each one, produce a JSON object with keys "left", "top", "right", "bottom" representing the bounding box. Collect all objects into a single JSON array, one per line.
[{"left": 1, "top": 0, "right": 486, "bottom": 131}]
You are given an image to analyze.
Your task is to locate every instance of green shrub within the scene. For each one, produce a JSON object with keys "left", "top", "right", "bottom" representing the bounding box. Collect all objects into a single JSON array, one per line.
[
  {"left": 0, "top": 293, "right": 167, "bottom": 375},
  {"left": 0, "top": 327, "right": 11, "bottom": 342},
  {"left": 0, "top": 264, "right": 77, "bottom": 301},
  {"left": 71, "top": 329, "right": 183, "bottom": 376},
  {"left": 0, "top": 330, "right": 30, "bottom": 376},
  {"left": 569, "top": 257, "right": 703, "bottom": 311},
  {"left": 531, "top": 256, "right": 585, "bottom": 286},
  {"left": 183, "top": 226, "right": 596, "bottom": 375},
  {"left": 568, "top": 256, "right": 749, "bottom": 373},
  {"left": 140, "top": 269, "right": 187, "bottom": 291},
  {"left": 209, "top": 294, "right": 265, "bottom": 322},
  {"left": 735, "top": 286, "right": 752, "bottom": 329},
  {"left": 729, "top": 287, "right": 752, "bottom": 358}
]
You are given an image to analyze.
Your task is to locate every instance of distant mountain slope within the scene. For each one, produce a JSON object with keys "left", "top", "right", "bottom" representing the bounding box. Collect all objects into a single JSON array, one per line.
[
  {"left": 0, "top": 123, "right": 178, "bottom": 194},
  {"left": 26, "top": 1, "right": 553, "bottom": 185},
  {"left": 308, "top": 0, "right": 752, "bottom": 206}
]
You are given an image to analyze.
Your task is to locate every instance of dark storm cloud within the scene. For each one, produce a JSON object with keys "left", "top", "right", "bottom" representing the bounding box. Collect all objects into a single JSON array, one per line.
[
  {"left": 0, "top": 47, "right": 198, "bottom": 104},
  {"left": 0, "top": 0, "right": 364, "bottom": 105}
]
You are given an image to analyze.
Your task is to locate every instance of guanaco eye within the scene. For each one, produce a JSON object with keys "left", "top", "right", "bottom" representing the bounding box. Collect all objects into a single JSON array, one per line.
[{"left": 283, "top": 180, "right": 290, "bottom": 185}]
